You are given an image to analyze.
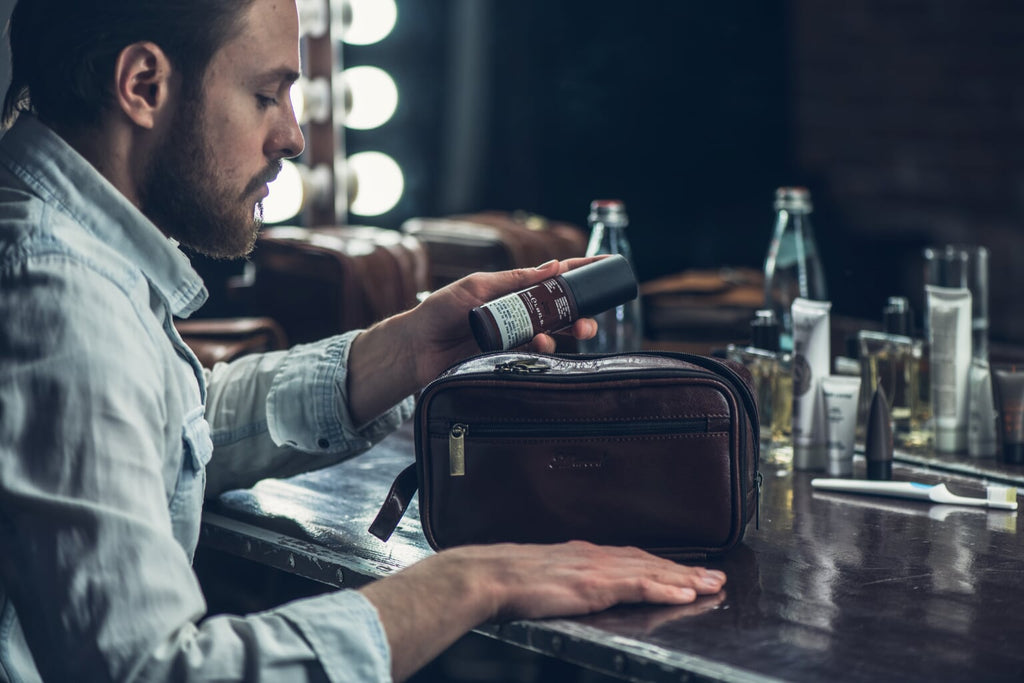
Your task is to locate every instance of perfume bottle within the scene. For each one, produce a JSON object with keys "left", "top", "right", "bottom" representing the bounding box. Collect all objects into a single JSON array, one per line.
[
  {"left": 856, "top": 297, "right": 927, "bottom": 448},
  {"left": 726, "top": 310, "right": 792, "bottom": 465},
  {"left": 762, "top": 187, "right": 828, "bottom": 351},
  {"left": 577, "top": 200, "right": 644, "bottom": 352}
]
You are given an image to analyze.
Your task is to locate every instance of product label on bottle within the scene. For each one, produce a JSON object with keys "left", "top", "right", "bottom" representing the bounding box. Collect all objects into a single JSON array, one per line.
[
  {"left": 486, "top": 294, "right": 536, "bottom": 349},
  {"left": 485, "top": 278, "right": 574, "bottom": 349}
]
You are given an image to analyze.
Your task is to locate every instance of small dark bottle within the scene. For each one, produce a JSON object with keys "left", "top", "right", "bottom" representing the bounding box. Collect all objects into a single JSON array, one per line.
[
  {"left": 865, "top": 384, "right": 894, "bottom": 480},
  {"left": 468, "top": 255, "right": 638, "bottom": 352}
]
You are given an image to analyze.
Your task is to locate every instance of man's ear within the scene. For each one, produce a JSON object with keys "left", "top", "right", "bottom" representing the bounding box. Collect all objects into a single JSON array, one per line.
[{"left": 113, "top": 42, "right": 176, "bottom": 130}]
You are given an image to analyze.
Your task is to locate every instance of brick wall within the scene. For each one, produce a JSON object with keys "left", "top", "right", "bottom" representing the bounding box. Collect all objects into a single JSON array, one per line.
[{"left": 790, "top": 0, "right": 1024, "bottom": 343}]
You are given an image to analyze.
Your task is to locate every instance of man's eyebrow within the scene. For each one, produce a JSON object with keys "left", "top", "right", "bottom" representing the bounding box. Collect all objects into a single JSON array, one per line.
[{"left": 254, "top": 67, "right": 302, "bottom": 87}]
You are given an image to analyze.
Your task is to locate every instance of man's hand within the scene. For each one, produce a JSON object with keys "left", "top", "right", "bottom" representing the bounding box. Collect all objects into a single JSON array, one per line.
[
  {"left": 346, "top": 258, "right": 602, "bottom": 425},
  {"left": 402, "top": 257, "right": 603, "bottom": 387},
  {"left": 360, "top": 541, "right": 726, "bottom": 682}
]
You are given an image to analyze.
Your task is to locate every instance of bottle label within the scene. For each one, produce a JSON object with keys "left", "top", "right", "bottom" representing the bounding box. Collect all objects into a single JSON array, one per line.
[{"left": 485, "top": 278, "right": 574, "bottom": 349}]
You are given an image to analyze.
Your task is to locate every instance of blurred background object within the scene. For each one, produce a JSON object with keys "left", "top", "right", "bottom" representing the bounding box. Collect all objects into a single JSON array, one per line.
[{"left": 6, "top": 0, "right": 1024, "bottom": 346}]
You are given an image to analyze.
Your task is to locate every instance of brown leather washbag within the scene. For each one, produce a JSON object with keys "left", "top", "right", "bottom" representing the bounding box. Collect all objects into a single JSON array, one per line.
[{"left": 370, "top": 351, "right": 761, "bottom": 559}]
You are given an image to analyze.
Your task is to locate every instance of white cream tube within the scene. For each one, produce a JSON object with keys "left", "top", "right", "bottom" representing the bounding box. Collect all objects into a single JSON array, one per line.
[
  {"left": 791, "top": 298, "right": 832, "bottom": 470},
  {"left": 968, "top": 358, "right": 998, "bottom": 457},
  {"left": 821, "top": 375, "right": 862, "bottom": 476},
  {"left": 927, "top": 285, "right": 972, "bottom": 453}
]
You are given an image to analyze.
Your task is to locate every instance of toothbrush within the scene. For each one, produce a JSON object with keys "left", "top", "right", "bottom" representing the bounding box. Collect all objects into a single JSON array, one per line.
[{"left": 811, "top": 479, "right": 1019, "bottom": 511}]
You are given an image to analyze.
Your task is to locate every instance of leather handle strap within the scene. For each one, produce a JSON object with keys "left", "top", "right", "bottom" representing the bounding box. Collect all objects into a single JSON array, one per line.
[{"left": 368, "top": 463, "right": 419, "bottom": 542}]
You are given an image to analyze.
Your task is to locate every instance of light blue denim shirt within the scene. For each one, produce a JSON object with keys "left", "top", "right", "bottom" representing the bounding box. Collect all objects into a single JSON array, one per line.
[{"left": 0, "top": 116, "right": 413, "bottom": 682}]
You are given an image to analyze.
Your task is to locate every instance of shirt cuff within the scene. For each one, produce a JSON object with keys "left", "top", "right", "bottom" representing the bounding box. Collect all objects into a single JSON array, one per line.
[
  {"left": 265, "top": 332, "right": 414, "bottom": 455},
  {"left": 277, "top": 590, "right": 392, "bottom": 683}
]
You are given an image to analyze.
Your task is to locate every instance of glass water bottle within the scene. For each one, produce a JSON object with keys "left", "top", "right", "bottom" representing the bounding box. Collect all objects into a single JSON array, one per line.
[
  {"left": 762, "top": 187, "right": 827, "bottom": 351},
  {"left": 577, "top": 199, "right": 644, "bottom": 353}
]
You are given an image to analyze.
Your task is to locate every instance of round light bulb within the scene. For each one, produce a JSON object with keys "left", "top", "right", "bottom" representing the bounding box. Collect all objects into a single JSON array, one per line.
[
  {"left": 347, "top": 151, "right": 404, "bottom": 216},
  {"left": 340, "top": 0, "right": 397, "bottom": 46},
  {"left": 263, "top": 160, "right": 305, "bottom": 224},
  {"left": 342, "top": 66, "right": 398, "bottom": 130},
  {"left": 298, "top": 0, "right": 329, "bottom": 37}
]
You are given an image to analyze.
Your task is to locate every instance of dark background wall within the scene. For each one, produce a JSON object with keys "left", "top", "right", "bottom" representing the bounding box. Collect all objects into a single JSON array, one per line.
[
  {"left": 351, "top": 0, "right": 792, "bottom": 284},
  {"left": 349, "top": 0, "right": 1024, "bottom": 343},
  {"left": 788, "top": 0, "right": 1024, "bottom": 341}
]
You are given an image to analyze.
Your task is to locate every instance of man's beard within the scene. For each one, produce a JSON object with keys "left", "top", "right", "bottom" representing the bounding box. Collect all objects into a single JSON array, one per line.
[{"left": 139, "top": 96, "right": 281, "bottom": 260}]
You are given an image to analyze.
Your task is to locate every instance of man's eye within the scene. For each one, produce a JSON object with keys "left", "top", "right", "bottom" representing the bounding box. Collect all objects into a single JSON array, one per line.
[{"left": 256, "top": 94, "right": 278, "bottom": 109}]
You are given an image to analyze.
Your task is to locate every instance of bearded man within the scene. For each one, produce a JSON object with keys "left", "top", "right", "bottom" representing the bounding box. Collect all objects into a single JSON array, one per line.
[{"left": 0, "top": 1, "right": 726, "bottom": 681}]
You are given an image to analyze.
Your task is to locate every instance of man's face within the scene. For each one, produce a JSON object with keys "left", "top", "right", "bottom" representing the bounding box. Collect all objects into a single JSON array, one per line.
[{"left": 140, "top": 0, "right": 304, "bottom": 259}]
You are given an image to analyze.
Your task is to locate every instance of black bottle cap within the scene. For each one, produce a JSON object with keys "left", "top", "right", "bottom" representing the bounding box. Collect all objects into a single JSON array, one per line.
[
  {"left": 866, "top": 460, "right": 893, "bottom": 480},
  {"left": 750, "top": 310, "right": 780, "bottom": 352},
  {"left": 561, "top": 254, "right": 638, "bottom": 317},
  {"left": 1002, "top": 443, "right": 1024, "bottom": 465},
  {"left": 865, "top": 384, "right": 894, "bottom": 480},
  {"left": 883, "top": 296, "right": 913, "bottom": 337}
]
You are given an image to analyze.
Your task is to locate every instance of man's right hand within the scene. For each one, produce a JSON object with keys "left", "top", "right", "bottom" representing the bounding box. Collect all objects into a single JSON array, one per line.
[{"left": 359, "top": 541, "right": 726, "bottom": 682}]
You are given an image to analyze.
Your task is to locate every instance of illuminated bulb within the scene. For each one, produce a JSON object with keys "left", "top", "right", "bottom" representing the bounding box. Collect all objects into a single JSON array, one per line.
[
  {"left": 338, "top": 0, "right": 397, "bottom": 46},
  {"left": 347, "top": 151, "right": 404, "bottom": 216},
  {"left": 262, "top": 160, "right": 333, "bottom": 224},
  {"left": 297, "top": 0, "right": 329, "bottom": 38},
  {"left": 340, "top": 66, "right": 398, "bottom": 130},
  {"left": 292, "top": 77, "right": 332, "bottom": 126}
]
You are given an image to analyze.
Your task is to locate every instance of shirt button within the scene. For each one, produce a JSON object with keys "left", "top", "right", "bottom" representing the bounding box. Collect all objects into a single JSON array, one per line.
[{"left": 317, "top": 438, "right": 330, "bottom": 449}]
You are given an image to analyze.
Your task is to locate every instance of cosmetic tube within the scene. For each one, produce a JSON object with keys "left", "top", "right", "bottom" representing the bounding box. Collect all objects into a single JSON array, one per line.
[
  {"left": 992, "top": 367, "right": 1024, "bottom": 464},
  {"left": 926, "top": 286, "right": 972, "bottom": 452},
  {"left": 791, "top": 298, "right": 832, "bottom": 471},
  {"left": 967, "top": 359, "right": 998, "bottom": 458},
  {"left": 821, "top": 375, "right": 861, "bottom": 477},
  {"left": 469, "top": 255, "right": 637, "bottom": 352},
  {"left": 865, "top": 384, "right": 894, "bottom": 480}
]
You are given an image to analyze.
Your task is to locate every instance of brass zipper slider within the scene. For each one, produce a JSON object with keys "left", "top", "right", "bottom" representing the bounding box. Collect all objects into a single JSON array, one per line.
[{"left": 449, "top": 423, "right": 467, "bottom": 476}]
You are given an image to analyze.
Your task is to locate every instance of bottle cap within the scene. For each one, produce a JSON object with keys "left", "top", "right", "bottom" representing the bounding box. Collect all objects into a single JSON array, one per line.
[
  {"left": 883, "top": 296, "right": 913, "bottom": 336},
  {"left": 865, "top": 384, "right": 894, "bottom": 479},
  {"left": 774, "top": 187, "right": 813, "bottom": 213},
  {"left": 588, "top": 199, "right": 629, "bottom": 228},
  {"left": 793, "top": 444, "right": 827, "bottom": 471},
  {"left": 866, "top": 460, "right": 893, "bottom": 480},
  {"left": 562, "top": 254, "right": 638, "bottom": 318},
  {"left": 935, "top": 427, "right": 967, "bottom": 454},
  {"left": 751, "top": 309, "right": 781, "bottom": 352},
  {"left": 1003, "top": 443, "right": 1024, "bottom": 465}
]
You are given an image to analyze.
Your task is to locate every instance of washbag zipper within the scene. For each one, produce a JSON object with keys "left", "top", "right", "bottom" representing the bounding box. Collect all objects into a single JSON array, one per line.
[{"left": 438, "top": 416, "right": 732, "bottom": 476}]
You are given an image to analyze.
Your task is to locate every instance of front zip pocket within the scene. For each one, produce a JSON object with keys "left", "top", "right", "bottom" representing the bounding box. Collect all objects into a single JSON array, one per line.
[{"left": 435, "top": 417, "right": 730, "bottom": 477}]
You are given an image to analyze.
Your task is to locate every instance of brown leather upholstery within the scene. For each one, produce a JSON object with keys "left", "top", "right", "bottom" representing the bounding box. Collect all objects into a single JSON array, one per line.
[
  {"left": 175, "top": 317, "right": 288, "bottom": 368},
  {"left": 230, "top": 225, "right": 431, "bottom": 345}
]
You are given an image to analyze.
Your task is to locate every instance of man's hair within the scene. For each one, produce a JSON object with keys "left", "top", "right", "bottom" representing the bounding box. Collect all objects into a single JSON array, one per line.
[{"left": 2, "top": 0, "right": 258, "bottom": 130}]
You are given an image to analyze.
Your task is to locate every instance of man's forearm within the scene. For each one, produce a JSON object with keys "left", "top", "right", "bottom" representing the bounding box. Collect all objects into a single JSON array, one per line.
[
  {"left": 359, "top": 551, "right": 498, "bottom": 682},
  {"left": 346, "top": 312, "right": 421, "bottom": 427}
]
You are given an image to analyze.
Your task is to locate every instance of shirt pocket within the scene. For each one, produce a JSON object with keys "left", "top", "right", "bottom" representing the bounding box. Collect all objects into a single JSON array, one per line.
[{"left": 169, "top": 405, "right": 213, "bottom": 558}]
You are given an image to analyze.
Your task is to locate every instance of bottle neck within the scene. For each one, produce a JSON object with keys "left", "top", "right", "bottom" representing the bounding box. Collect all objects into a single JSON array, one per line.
[{"left": 587, "top": 222, "right": 632, "bottom": 258}]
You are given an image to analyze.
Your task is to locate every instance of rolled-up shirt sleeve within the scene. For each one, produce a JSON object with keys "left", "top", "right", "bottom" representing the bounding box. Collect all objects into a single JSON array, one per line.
[
  {"left": 203, "top": 331, "right": 414, "bottom": 496},
  {"left": 139, "top": 591, "right": 392, "bottom": 683}
]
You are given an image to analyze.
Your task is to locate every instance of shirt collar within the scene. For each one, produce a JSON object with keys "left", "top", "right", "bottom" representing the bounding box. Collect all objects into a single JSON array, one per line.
[{"left": 0, "top": 115, "right": 208, "bottom": 317}]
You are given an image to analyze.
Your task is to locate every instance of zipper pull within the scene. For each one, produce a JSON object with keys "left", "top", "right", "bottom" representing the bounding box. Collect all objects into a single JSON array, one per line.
[
  {"left": 449, "top": 423, "right": 467, "bottom": 476},
  {"left": 493, "top": 359, "right": 551, "bottom": 374}
]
